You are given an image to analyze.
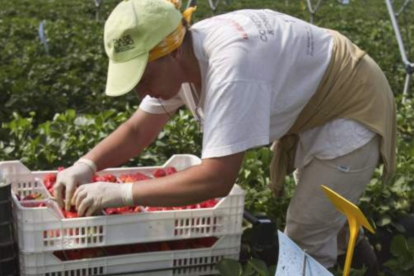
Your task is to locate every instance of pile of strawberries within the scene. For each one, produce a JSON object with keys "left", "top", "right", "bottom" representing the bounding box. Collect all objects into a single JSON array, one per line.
[
  {"left": 20, "top": 166, "right": 219, "bottom": 218},
  {"left": 16, "top": 193, "right": 47, "bottom": 208},
  {"left": 53, "top": 236, "right": 218, "bottom": 261}
]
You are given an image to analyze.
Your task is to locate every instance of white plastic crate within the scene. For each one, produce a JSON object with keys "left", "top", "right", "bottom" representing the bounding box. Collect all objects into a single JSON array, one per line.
[
  {"left": 0, "top": 155, "right": 246, "bottom": 253},
  {"left": 19, "top": 234, "right": 241, "bottom": 276}
]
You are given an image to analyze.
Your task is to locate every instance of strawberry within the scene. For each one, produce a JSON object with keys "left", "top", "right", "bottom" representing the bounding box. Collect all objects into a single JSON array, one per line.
[
  {"left": 169, "top": 240, "right": 188, "bottom": 250},
  {"left": 65, "top": 248, "right": 104, "bottom": 260},
  {"left": 132, "top": 244, "right": 146, "bottom": 253},
  {"left": 116, "top": 207, "right": 131, "bottom": 214},
  {"left": 21, "top": 202, "right": 46, "bottom": 208},
  {"left": 146, "top": 206, "right": 163, "bottom": 212},
  {"left": 23, "top": 193, "right": 43, "bottom": 201},
  {"left": 153, "top": 167, "right": 177, "bottom": 178},
  {"left": 64, "top": 249, "right": 82, "bottom": 261},
  {"left": 200, "top": 199, "right": 218, "bottom": 208},
  {"left": 102, "top": 174, "right": 117, "bottom": 182},
  {"left": 172, "top": 206, "right": 187, "bottom": 210},
  {"left": 195, "top": 237, "right": 217, "bottom": 248},
  {"left": 186, "top": 204, "right": 200, "bottom": 209},
  {"left": 145, "top": 242, "right": 161, "bottom": 252},
  {"left": 105, "top": 245, "right": 133, "bottom": 256},
  {"left": 164, "top": 167, "right": 177, "bottom": 175},
  {"left": 62, "top": 206, "right": 79, "bottom": 218},
  {"left": 57, "top": 167, "right": 65, "bottom": 172},
  {"left": 119, "top": 172, "right": 150, "bottom": 183},
  {"left": 93, "top": 174, "right": 117, "bottom": 183},
  {"left": 105, "top": 208, "right": 120, "bottom": 215},
  {"left": 79, "top": 248, "right": 105, "bottom": 259},
  {"left": 153, "top": 169, "right": 167, "bottom": 178},
  {"left": 43, "top": 173, "right": 56, "bottom": 190},
  {"left": 160, "top": 242, "right": 171, "bottom": 251}
]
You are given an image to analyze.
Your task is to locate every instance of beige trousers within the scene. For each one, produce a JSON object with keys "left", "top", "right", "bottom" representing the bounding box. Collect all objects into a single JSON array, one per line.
[{"left": 284, "top": 135, "right": 380, "bottom": 268}]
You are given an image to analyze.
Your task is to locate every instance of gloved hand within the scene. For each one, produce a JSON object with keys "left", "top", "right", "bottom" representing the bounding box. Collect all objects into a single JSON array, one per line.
[
  {"left": 71, "top": 182, "right": 135, "bottom": 217},
  {"left": 53, "top": 159, "right": 97, "bottom": 211}
]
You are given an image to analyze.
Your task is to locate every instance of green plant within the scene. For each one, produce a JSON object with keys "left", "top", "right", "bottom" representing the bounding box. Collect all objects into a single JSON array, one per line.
[
  {"left": 383, "top": 235, "right": 414, "bottom": 276},
  {"left": 217, "top": 258, "right": 276, "bottom": 276}
]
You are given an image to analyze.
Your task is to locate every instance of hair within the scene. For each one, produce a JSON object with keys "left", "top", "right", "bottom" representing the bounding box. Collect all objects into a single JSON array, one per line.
[
  {"left": 182, "top": 18, "right": 192, "bottom": 45},
  {"left": 169, "top": 18, "right": 191, "bottom": 58}
]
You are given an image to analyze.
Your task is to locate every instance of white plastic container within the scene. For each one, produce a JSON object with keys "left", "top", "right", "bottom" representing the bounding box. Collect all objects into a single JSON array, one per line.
[
  {"left": 0, "top": 155, "right": 246, "bottom": 254},
  {"left": 19, "top": 234, "right": 241, "bottom": 276}
]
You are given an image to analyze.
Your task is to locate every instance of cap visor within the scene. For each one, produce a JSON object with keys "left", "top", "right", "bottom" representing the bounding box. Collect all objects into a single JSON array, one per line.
[{"left": 105, "top": 52, "right": 149, "bottom": 97}]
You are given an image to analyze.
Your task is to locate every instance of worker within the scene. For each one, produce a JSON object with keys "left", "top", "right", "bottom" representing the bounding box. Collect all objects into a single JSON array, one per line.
[{"left": 54, "top": 0, "right": 396, "bottom": 272}]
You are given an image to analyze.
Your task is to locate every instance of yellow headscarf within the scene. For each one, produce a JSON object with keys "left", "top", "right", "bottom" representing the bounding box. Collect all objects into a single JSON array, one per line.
[{"left": 148, "top": 0, "right": 196, "bottom": 62}]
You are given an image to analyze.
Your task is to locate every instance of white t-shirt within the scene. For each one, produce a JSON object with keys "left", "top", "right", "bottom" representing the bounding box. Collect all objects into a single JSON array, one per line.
[{"left": 140, "top": 9, "right": 375, "bottom": 166}]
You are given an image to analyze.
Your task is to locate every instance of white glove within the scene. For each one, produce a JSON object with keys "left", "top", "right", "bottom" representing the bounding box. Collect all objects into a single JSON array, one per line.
[
  {"left": 53, "top": 159, "right": 96, "bottom": 211},
  {"left": 72, "top": 182, "right": 134, "bottom": 217}
]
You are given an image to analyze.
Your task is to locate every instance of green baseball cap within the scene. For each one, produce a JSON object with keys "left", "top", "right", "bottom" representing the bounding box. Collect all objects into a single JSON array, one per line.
[{"left": 104, "top": 0, "right": 182, "bottom": 97}]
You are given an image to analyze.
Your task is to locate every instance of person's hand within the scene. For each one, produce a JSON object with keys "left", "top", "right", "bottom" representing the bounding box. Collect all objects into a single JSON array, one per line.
[
  {"left": 54, "top": 159, "right": 96, "bottom": 211},
  {"left": 72, "top": 182, "right": 134, "bottom": 217}
]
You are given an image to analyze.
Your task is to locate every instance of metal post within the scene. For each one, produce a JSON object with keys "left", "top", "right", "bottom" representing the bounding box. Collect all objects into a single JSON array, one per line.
[
  {"left": 95, "top": 0, "right": 103, "bottom": 21},
  {"left": 385, "top": 0, "right": 413, "bottom": 102},
  {"left": 403, "top": 74, "right": 411, "bottom": 103},
  {"left": 385, "top": 0, "right": 411, "bottom": 67},
  {"left": 306, "top": 0, "right": 324, "bottom": 24}
]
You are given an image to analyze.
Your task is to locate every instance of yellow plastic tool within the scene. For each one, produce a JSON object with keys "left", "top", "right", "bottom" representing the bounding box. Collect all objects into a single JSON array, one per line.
[{"left": 321, "top": 185, "right": 375, "bottom": 276}]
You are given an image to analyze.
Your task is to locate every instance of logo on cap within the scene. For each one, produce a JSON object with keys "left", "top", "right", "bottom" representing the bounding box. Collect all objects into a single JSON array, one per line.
[{"left": 113, "top": 35, "right": 135, "bottom": 53}]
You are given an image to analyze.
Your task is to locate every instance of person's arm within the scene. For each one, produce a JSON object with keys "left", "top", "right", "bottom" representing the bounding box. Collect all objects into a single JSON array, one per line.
[
  {"left": 132, "top": 152, "right": 244, "bottom": 206},
  {"left": 72, "top": 152, "right": 245, "bottom": 216},
  {"left": 83, "top": 108, "right": 171, "bottom": 171},
  {"left": 54, "top": 108, "right": 171, "bottom": 211}
]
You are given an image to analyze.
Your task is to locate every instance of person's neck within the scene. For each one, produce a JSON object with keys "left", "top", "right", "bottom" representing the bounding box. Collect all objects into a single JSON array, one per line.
[{"left": 180, "top": 35, "right": 202, "bottom": 91}]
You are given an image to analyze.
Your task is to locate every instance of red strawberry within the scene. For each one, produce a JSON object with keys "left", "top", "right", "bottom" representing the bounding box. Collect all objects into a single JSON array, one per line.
[
  {"left": 117, "top": 207, "right": 130, "bottom": 214},
  {"left": 62, "top": 206, "right": 79, "bottom": 218},
  {"left": 153, "top": 167, "right": 177, "bottom": 178},
  {"left": 153, "top": 169, "right": 167, "bottom": 178},
  {"left": 186, "top": 204, "right": 200, "bottom": 209},
  {"left": 172, "top": 206, "right": 187, "bottom": 210},
  {"left": 23, "top": 193, "right": 43, "bottom": 201},
  {"left": 119, "top": 172, "right": 150, "bottom": 183},
  {"left": 105, "top": 208, "right": 120, "bottom": 215},
  {"left": 169, "top": 240, "right": 188, "bottom": 250},
  {"left": 102, "top": 174, "right": 117, "bottom": 182},
  {"left": 196, "top": 237, "right": 217, "bottom": 248},
  {"left": 145, "top": 242, "right": 161, "bottom": 252},
  {"left": 43, "top": 173, "right": 57, "bottom": 190},
  {"left": 132, "top": 244, "right": 146, "bottom": 253},
  {"left": 21, "top": 202, "right": 46, "bottom": 208},
  {"left": 200, "top": 199, "right": 218, "bottom": 209},
  {"left": 65, "top": 249, "right": 82, "bottom": 260},
  {"left": 146, "top": 206, "right": 163, "bottom": 212},
  {"left": 93, "top": 174, "right": 117, "bottom": 183},
  {"left": 160, "top": 242, "right": 171, "bottom": 251},
  {"left": 57, "top": 167, "right": 65, "bottom": 172},
  {"left": 105, "top": 245, "right": 133, "bottom": 256},
  {"left": 165, "top": 167, "right": 177, "bottom": 175},
  {"left": 79, "top": 248, "right": 105, "bottom": 259}
]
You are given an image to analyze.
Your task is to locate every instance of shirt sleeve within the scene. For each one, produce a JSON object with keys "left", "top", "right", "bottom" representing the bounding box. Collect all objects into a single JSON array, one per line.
[
  {"left": 139, "top": 93, "right": 184, "bottom": 114},
  {"left": 201, "top": 81, "right": 272, "bottom": 158}
]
